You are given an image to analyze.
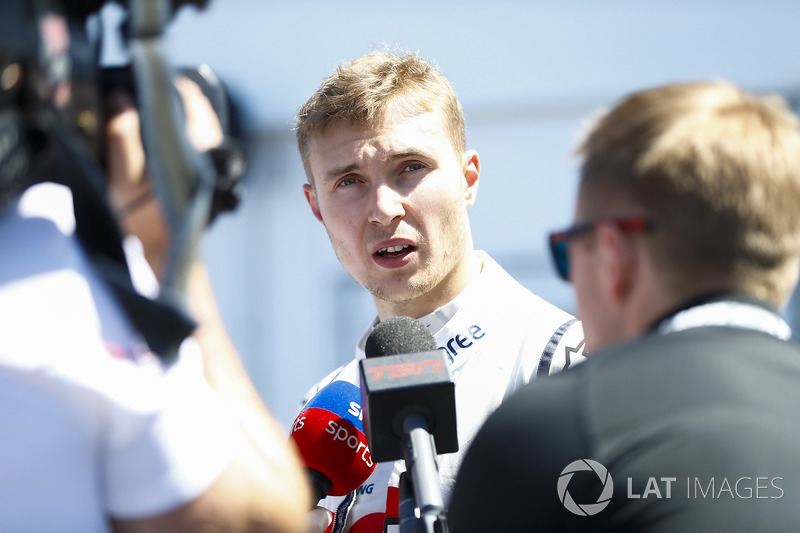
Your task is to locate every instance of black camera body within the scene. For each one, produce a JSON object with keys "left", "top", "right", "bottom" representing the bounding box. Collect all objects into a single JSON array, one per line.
[{"left": 0, "top": 0, "right": 241, "bottom": 225}]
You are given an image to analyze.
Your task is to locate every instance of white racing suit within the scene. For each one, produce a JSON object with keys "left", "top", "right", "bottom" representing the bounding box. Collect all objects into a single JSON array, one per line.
[{"left": 302, "top": 251, "right": 586, "bottom": 533}]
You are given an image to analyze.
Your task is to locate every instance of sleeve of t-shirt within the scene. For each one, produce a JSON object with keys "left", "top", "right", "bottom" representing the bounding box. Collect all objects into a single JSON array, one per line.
[
  {"left": 448, "top": 368, "right": 593, "bottom": 533},
  {"left": 99, "top": 338, "right": 239, "bottom": 519}
]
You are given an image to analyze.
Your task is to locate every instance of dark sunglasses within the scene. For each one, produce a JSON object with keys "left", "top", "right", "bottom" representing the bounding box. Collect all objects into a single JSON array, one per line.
[{"left": 548, "top": 218, "right": 655, "bottom": 281}]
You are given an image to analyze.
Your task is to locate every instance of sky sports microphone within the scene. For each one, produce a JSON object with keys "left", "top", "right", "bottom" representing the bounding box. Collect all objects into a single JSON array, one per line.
[
  {"left": 360, "top": 316, "right": 457, "bottom": 533},
  {"left": 289, "top": 380, "right": 376, "bottom": 504}
]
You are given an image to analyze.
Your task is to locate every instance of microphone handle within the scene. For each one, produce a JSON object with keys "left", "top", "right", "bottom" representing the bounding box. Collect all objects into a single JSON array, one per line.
[
  {"left": 307, "top": 467, "right": 333, "bottom": 506},
  {"left": 401, "top": 413, "right": 449, "bottom": 533},
  {"left": 398, "top": 472, "right": 416, "bottom": 533}
]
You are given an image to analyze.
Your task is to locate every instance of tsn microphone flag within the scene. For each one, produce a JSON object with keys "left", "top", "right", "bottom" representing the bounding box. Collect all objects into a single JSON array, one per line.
[
  {"left": 359, "top": 350, "right": 458, "bottom": 463},
  {"left": 290, "top": 380, "right": 376, "bottom": 498}
]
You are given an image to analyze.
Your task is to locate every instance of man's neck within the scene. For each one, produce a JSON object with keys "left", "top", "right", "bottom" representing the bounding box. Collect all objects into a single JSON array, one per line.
[{"left": 623, "top": 279, "right": 762, "bottom": 341}]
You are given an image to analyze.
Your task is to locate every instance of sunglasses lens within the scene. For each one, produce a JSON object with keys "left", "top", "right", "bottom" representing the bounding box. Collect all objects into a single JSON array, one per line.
[
  {"left": 549, "top": 239, "right": 570, "bottom": 281},
  {"left": 556, "top": 242, "right": 569, "bottom": 280}
]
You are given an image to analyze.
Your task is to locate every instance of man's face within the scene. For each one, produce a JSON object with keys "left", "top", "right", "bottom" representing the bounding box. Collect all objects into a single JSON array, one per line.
[
  {"left": 569, "top": 222, "right": 611, "bottom": 350},
  {"left": 303, "top": 110, "right": 479, "bottom": 317},
  {"left": 568, "top": 195, "right": 632, "bottom": 352}
]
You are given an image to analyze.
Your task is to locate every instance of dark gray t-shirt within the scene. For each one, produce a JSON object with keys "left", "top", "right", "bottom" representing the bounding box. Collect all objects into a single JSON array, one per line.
[{"left": 449, "top": 301, "right": 800, "bottom": 532}]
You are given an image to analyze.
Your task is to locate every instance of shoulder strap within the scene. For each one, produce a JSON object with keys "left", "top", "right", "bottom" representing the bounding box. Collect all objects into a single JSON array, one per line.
[
  {"left": 535, "top": 318, "right": 579, "bottom": 378},
  {"left": 331, "top": 491, "right": 356, "bottom": 533},
  {"left": 51, "top": 110, "right": 196, "bottom": 363}
]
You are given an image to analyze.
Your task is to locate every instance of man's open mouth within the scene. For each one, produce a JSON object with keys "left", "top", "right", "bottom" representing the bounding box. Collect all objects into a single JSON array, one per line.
[{"left": 376, "top": 244, "right": 414, "bottom": 258}]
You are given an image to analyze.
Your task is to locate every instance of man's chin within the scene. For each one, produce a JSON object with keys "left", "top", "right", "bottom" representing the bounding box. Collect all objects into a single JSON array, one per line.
[{"left": 365, "top": 279, "right": 431, "bottom": 305}]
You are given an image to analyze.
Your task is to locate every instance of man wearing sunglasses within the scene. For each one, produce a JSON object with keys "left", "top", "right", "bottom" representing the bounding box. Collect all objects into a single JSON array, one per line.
[{"left": 449, "top": 81, "right": 800, "bottom": 531}]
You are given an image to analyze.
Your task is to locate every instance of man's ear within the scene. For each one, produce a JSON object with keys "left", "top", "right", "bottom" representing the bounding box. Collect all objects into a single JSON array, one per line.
[
  {"left": 595, "top": 223, "right": 637, "bottom": 306},
  {"left": 303, "top": 183, "right": 324, "bottom": 223},
  {"left": 462, "top": 150, "right": 480, "bottom": 207}
]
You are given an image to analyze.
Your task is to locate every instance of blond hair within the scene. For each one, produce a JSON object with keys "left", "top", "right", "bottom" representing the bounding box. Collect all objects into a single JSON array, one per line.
[
  {"left": 576, "top": 81, "right": 800, "bottom": 306},
  {"left": 295, "top": 50, "right": 465, "bottom": 182}
]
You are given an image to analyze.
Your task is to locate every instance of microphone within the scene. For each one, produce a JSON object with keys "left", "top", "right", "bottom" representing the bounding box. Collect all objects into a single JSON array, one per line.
[
  {"left": 364, "top": 315, "right": 437, "bottom": 357},
  {"left": 360, "top": 316, "right": 457, "bottom": 533},
  {"left": 360, "top": 316, "right": 458, "bottom": 462},
  {"left": 289, "top": 380, "right": 376, "bottom": 504}
]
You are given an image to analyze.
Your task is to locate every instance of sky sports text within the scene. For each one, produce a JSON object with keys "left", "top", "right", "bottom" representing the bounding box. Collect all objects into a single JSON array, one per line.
[
  {"left": 321, "top": 419, "right": 373, "bottom": 468},
  {"left": 291, "top": 404, "right": 373, "bottom": 469}
]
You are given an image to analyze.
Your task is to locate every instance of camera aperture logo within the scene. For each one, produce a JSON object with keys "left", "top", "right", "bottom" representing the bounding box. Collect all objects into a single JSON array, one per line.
[{"left": 558, "top": 459, "right": 614, "bottom": 516}]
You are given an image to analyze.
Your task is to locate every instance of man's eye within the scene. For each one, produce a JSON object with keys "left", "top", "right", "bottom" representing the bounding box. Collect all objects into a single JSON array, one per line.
[
  {"left": 337, "top": 177, "right": 359, "bottom": 188},
  {"left": 403, "top": 162, "right": 424, "bottom": 173}
]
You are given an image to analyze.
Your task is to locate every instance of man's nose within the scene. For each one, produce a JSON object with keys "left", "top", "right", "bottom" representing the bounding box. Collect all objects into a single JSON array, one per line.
[{"left": 368, "top": 183, "right": 405, "bottom": 225}]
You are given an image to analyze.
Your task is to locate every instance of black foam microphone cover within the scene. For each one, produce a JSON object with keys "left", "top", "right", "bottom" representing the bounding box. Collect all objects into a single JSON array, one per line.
[{"left": 365, "top": 316, "right": 437, "bottom": 358}]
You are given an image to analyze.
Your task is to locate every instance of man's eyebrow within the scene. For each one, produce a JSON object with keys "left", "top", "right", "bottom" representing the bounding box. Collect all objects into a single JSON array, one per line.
[
  {"left": 387, "top": 149, "right": 431, "bottom": 163},
  {"left": 322, "top": 163, "right": 360, "bottom": 184}
]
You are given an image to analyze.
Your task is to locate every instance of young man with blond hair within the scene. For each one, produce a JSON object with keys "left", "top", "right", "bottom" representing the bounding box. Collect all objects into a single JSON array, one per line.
[
  {"left": 449, "top": 81, "right": 800, "bottom": 532},
  {"left": 296, "top": 50, "right": 585, "bottom": 532}
]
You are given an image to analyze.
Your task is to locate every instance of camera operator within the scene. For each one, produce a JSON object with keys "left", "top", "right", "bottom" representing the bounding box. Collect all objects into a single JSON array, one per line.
[{"left": 0, "top": 1, "right": 309, "bottom": 531}]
